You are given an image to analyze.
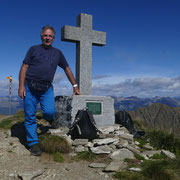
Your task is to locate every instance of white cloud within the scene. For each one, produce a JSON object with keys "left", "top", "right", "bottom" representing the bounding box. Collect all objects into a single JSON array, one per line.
[
  {"left": 92, "top": 75, "right": 111, "bottom": 80},
  {"left": 92, "top": 76, "right": 180, "bottom": 98},
  {"left": 53, "top": 73, "right": 64, "bottom": 84},
  {"left": 1, "top": 76, "right": 180, "bottom": 98},
  {"left": 0, "top": 79, "right": 18, "bottom": 96}
]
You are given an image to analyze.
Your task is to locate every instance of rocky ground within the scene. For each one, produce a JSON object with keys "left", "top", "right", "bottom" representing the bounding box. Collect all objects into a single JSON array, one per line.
[
  {"left": 0, "top": 129, "right": 114, "bottom": 180},
  {"left": 0, "top": 115, "right": 178, "bottom": 180},
  {"left": 0, "top": 115, "right": 114, "bottom": 180}
]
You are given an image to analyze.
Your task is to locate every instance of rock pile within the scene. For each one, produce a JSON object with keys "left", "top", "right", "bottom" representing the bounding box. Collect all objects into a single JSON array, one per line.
[{"left": 48, "top": 124, "right": 176, "bottom": 172}]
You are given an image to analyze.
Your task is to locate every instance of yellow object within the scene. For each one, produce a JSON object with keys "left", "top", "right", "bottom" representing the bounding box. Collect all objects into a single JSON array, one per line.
[
  {"left": 6, "top": 76, "right": 12, "bottom": 82},
  {"left": 6, "top": 76, "right": 12, "bottom": 80}
]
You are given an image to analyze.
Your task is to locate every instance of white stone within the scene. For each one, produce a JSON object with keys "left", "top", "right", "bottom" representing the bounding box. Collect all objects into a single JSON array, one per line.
[
  {"left": 89, "top": 163, "right": 106, "bottom": 168},
  {"left": 93, "top": 138, "right": 119, "bottom": 146},
  {"left": 87, "top": 142, "right": 94, "bottom": 148},
  {"left": 115, "top": 130, "right": 125, "bottom": 136},
  {"left": 141, "top": 154, "right": 149, "bottom": 160},
  {"left": 74, "top": 145, "right": 85, "bottom": 153},
  {"left": 18, "top": 169, "right": 44, "bottom": 180},
  {"left": 142, "top": 144, "right": 154, "bottom": 150},
  {"left": 90, "top": 145, "right": 112, "bottom": 154},
  {"left": 126, "top": 144, "right": 141, "bottom": 154},
  {"left": 72, "top": 139, "right": 89, "bottom": 146},
  {"left": 119, "top": 133, "right": 134, "bottom": 142},
  {"left": 128, "top": 167, "right": 142, "bottom": 172},
  {"left": 104, "top": 162, "right": 126, "bottom": 172},
  {"left": 98, "top": 126, "right": 115, "bottom": 134},
  {"left": 110, "top": 148, "right": 135, "bottom": 161},
  {"left": 161, "top": 150, "right": 176, "bottom": 159},
  {"left": 142, "top": 150, "right": 161, "bottom": 158},
  {"left": 134, "top": 141, "right": 140, "bottom": 146},
  {"left": 48, "top": 129, "right": 64, "bottom": 134}
]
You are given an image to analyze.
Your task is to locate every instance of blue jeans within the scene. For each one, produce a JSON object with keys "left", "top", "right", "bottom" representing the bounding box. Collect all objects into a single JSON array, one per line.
[{"left": 24, "top": 85, "right": 56, "bottom": 147}]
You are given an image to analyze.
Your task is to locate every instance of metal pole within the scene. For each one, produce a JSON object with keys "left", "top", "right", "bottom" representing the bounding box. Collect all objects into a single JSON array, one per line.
[
  {"left": 9, "top": 80, "right": 12, "bottom": 115},
  {"left": 7, "top": 76, "right": 12, "bottom": 116}
]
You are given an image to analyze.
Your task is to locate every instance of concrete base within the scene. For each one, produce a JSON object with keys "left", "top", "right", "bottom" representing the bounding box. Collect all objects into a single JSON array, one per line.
[
  {"left": 55, "top": 95, "right": 115, "bottom": 128},
  {"left": 72, "top": 95, "right": 115, "bottom": 126}
]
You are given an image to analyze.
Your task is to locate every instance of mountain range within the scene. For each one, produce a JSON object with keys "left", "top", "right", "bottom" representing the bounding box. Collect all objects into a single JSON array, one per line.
[
  {"left": 1, "top": 95, "right": 180, "bottom": 115},
  {"left": 128, "top": 103, "right": 180, "bottom": 137},
  {"left": 113, "top": 96, "right": 180, "bottom": 111},
  {"left": 1, "top": 95, "right": 180, "bottom": 136}
]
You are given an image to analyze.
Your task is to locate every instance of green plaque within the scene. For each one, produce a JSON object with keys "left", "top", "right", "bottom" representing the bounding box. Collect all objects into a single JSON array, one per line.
[{"left": 86, "top": 102, "right": 102, "bottom": 115}]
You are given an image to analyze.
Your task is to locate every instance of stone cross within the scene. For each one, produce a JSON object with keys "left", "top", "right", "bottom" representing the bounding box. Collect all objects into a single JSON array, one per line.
[{"left": 61, "top": 13, "right": 106, "bottom": 95}]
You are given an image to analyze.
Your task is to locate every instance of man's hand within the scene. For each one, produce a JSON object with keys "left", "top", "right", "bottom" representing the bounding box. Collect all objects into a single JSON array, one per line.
[
  {"left": 18, "top": 86, "right": 26, "bottom": 99},
  {"left": 18, "top": 63, "right": 29, "bottom": 99},
  {"left": 73, "top": 86, "right": 80, "bottom": 95}
]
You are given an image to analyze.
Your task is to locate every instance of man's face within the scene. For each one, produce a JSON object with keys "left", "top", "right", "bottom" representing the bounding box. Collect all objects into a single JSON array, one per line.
[{"left": 41, "top": 29, "right": 54, "bottom": 47}]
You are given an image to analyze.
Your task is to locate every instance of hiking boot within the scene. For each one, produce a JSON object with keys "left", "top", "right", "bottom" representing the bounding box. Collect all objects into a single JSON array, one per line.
[
  {"left": 49, "top": 119, "right": 57, "bottom": 129},
  {"left": 30, "top": 143, "right": 42, "bottom": 156}
]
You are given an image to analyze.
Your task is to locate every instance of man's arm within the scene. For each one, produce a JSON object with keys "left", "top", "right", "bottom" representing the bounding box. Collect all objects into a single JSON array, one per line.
[
  {"left": 18, "top": 63, "right": 29, "bottom": 99},
  {"left": 64, "top": 66, "right": 80, "bottom": 95}
]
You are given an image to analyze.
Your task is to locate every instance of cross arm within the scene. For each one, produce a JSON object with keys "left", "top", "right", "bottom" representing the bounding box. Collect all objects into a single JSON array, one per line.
[
  {"left": 61, "top": 25, "right": 81, "bottom": 42},
  {"left": 92, "top": 30, "right": 106, "bottom": 46}
]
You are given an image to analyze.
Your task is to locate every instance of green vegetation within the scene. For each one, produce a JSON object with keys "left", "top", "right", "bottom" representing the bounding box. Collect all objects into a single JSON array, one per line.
[
  {"left": 135, "top": 138, "right": 146, "bottom": 149},
  {"left": 113, "top": 171, "right": 144, "bottom": 180},
  {"left": 124, "top": 158, "right": 132, "bottom": 163},
  {"left": 147, "top": 130, "right": 180, "bottom": 155},
  {"left": 133, "top": 118, "right": 147, "bottom": 131},
  {"left": 134, "top": 153, "right": 145, "bottom": 160},
  {"left": 114, "top": 158, "right": 180, "bottom": 180},
  {"left": 72, "top": 151, "right": 97, "bottom": 162},
  {"left": 53, "top": 152, "right": 64, "bottom": 163},
  {"left": 12, "top": 110, "right": 25, "bottom": 120},
  {"left": 0, "top": 119, "right": 13, "bottom": 129},
  {"left": 150, "top": 153, "right": 166, "bottom": 160},
  {"left": 39, "top": 134, "right": 72, "bottom": 154},
  {"left": 114, "top": 129, "right": 180, "bottom": 179},
  {"left": 0, "top": 110, "right": 24, "bottom": 129},
  {"left": 141, "top": 160, "right": 173, "bottom": 180}
]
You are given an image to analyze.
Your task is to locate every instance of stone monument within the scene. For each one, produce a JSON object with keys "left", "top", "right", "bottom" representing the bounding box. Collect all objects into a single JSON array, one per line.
[{"left": 55, "top": 13, "right": 115, "bottom": 127}]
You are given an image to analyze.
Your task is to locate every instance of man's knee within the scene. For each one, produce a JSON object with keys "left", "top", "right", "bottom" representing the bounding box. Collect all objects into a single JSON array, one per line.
[{"left": 43, "top": 109, "right": 56, "bottom": 120}]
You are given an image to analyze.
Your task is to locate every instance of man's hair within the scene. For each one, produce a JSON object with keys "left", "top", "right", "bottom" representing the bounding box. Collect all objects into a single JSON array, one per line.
[{"left": 41, "top": 25, "right": 56, "bottom": 37}]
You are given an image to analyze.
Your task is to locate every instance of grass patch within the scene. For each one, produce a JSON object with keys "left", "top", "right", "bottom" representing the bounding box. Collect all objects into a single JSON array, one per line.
[
  {"left": 124, "top": 158, "right": 132, "bottom": 163},
  {"left": 72, "top": 151, "right": 112, "bottom": 164},
  {"left": 134, "top": 153, "right": 145, "bottom": 160},
  {"left": 53, "top": 152, "right": 64, "bottom": 163},
  {"left": 114, "top": 157, "right": 180, "bottom": 179},
  {"left": 142, "top": 160, "right": 173, "bottom": 180},
  {"left": 0, "top": 110, "right": 25, "bottom": 129},
  {"left": 151, "top": 153, "right": 166, "bottom": 160},
  {"left": 113, "top": 171, "right": 144, "bottom": 180},
  {"left": 147, "top": 130, "right": 180, "bottom": 155},
  {"left": 135, "top": 138, "right": 147, "bottom": 149},
  {"left": 0, "top": 119, "right": 13, "bottom": 129},
  {"left": 12, "top": 110, "right": 25, "bottom": 120},
  {"left": 39, "top": 134, "right": 72, "bottom": 154},
  {"left": 72, "top": 151, "right": 97, "bottom": 162}
]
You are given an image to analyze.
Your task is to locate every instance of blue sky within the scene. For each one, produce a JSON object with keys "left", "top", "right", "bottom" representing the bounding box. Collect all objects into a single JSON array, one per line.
[{"left": 1, "top": 0, "right": 180, "bottom": 98}]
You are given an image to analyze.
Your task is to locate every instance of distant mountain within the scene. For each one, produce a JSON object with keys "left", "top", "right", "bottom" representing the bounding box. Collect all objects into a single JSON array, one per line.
[
  {"left": 0, "top": 96, "right": 23, "bottom": 115},
  {"left": 128, "top": 103, "right": 180, "bottom": 137},
  {"left": 113, "top": 96, "right": 180, "bottom": 111},
  {"left": 1, "top": 95, "right": 180, "bottom": 116}
]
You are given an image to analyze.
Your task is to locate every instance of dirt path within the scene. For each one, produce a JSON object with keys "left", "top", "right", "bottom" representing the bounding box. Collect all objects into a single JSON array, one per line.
[{"left": 0, "top": 129, "right": 113, "bottom": 180}]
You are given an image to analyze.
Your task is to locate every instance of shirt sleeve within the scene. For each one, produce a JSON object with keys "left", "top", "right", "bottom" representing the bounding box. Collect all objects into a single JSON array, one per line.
[
  {"left": 58, "top": 51, "right": 69, "bottom": 70},
  {"left": 23, "top": 46, "right": 33, "bottom": 65}
]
